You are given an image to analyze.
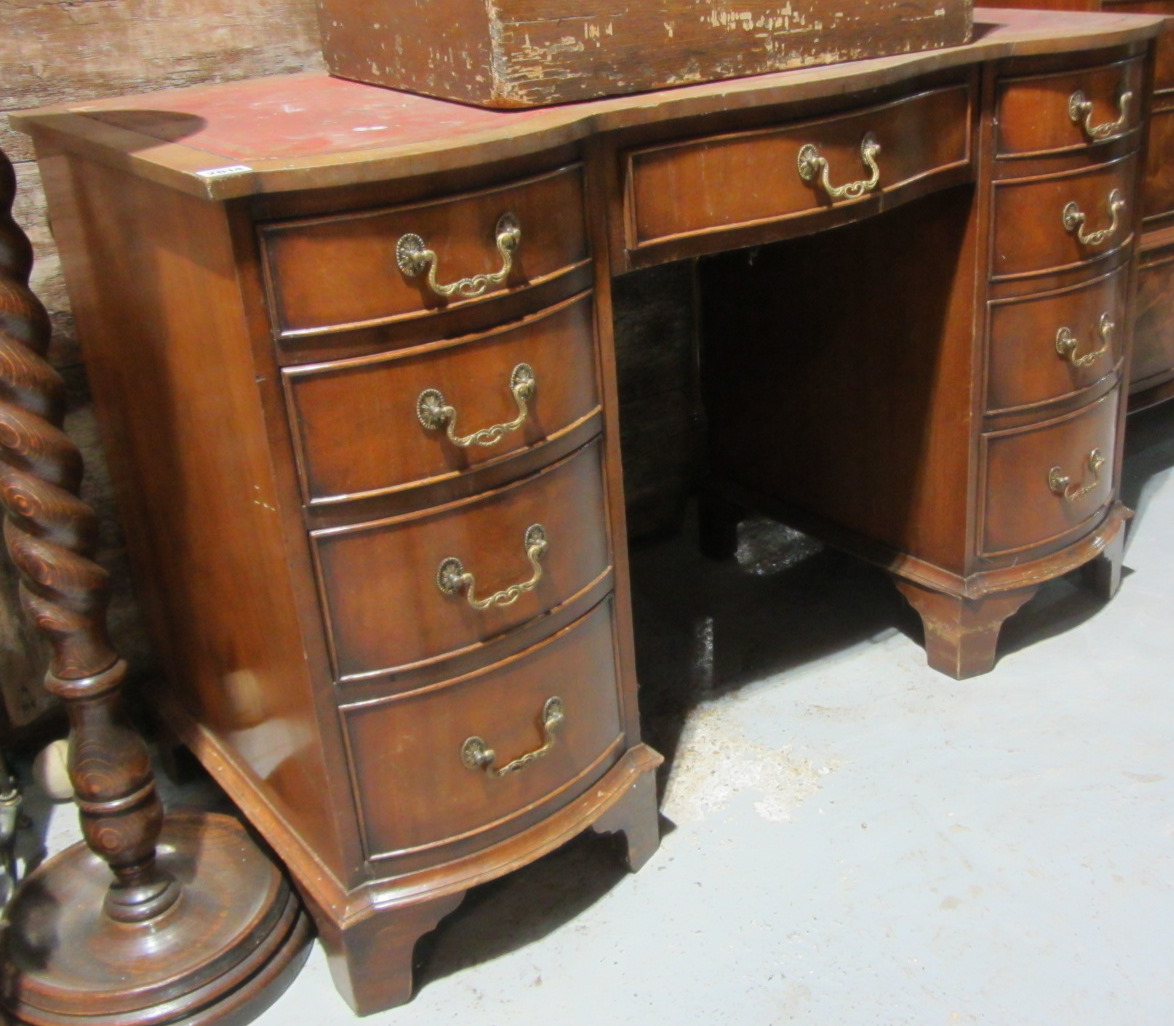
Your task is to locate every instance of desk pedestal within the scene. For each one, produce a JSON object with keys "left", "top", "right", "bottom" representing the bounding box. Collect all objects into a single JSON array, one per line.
[{"left": 697, "top": 172, "right": 1134, "bottom": 677}]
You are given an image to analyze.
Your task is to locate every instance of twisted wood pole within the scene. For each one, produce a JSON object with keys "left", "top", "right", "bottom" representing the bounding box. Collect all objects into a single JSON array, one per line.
[
  {"left": 0, "top": 147, "right": 310, "bottom": 1026},
  {"left": 0, "top": 149, "right": 178, "bottom": 924}
]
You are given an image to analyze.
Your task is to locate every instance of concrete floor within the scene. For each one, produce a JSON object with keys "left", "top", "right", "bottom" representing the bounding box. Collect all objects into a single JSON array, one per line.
[{"left": 21, "top": 399, "right": 1174, "bottom": 1025}]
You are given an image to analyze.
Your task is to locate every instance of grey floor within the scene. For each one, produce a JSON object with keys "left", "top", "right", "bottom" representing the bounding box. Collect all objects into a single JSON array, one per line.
[{"left": 24, "top": 399, "right": 1174, "bottom": 1025}]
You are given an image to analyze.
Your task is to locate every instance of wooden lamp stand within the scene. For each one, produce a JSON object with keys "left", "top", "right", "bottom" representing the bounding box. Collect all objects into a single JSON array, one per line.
[{"left": 0, "top": 150, "right": 313, "bottom": 1025}]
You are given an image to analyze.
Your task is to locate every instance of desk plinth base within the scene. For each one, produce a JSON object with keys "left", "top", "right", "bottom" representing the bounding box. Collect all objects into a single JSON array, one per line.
[
  {"left": 894, "top": 511, "right": 1129, "bottom": 678},
  {"left": 700, "top": 493, "right": 1130, "bottom": 680},
  {"left": 299, "top": 745, "right": 662, "bottom": 1017},
  {"left": 0, "top": 812, "right": 313, "bottom": 1026},
  {"left": 894, "top": 581, "right": 1040, "bottom": 679}
]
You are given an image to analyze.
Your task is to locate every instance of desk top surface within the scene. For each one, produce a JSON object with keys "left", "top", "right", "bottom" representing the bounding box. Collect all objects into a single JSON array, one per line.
[{"left": 13, "top": 8, "right": 1167, "bottom": 201}]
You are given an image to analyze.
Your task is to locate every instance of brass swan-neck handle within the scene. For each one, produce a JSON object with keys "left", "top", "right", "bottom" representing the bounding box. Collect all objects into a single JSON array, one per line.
[
  {"left": 797, "top": 132, "right": 882, "bottom": 202},
  {"left": 396, "top": 212, "right": 521, "bottom": 299},
  {"left": 417, "top": 363, "right": 535, "bottom": 448}
]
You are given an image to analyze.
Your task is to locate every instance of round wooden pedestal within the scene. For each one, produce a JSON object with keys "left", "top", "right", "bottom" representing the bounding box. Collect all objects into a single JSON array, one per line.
[{"left": 1, "top": 812, "right": 313, "bottom": 1026}]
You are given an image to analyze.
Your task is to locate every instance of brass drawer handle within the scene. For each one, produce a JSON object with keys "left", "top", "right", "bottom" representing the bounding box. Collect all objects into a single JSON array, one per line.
[
  {"left": 1062, "top": 189, "right": 1125, "bottom": 248},
  {"left": 417, "top": 363, "right": 536, "bottom": 448},
  {"left": 396, "top": 212, "right": 521, "bottom": 299},
  {"left": 1048, "top": 448, "right": 1105, "bottom": 501},
  {"left": 436, "top": 523, "right": 547, "bottom": 610},
  {"left": 1055, "top": 313, "right": 1113, "bottom": 368},
  {"left": 461, "top": 697, "right": 565, "bottom": 777},
  {"left": 797, "top": 132, "right": 881, "bottom": 201},
  {"left": 1068, "top": 88, "right": 1133, "bottom": 142}
]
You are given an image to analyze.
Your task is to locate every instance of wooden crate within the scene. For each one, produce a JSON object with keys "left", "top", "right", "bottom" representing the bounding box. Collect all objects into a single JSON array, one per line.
[{"left": 316, "top": 0, "right": 974, "bottom": 108}]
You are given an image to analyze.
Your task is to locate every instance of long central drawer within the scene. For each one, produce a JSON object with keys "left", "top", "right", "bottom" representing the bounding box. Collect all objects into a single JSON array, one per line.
[{"left": 624, "top": 84, "right": 972, "bottom": 251}]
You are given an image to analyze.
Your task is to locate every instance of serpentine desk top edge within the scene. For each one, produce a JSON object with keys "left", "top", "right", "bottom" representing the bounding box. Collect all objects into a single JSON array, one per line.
[{"left": 12, "top": 8, "right": 1168, "bottom": 202}]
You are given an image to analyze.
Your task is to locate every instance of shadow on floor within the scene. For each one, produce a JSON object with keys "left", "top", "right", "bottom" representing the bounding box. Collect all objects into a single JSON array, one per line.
[
  {"left": 1121, "top": 399, "right": 1174, "bottom": 534},
  {"left": 634, "top": 395, "right": 1174, "bottom": 779},
  {"left": 629, "top": 512, "right": 913, "bottom": 776},
  {"left": 414, "top": 825, "right": 642, "bottom": 990}
]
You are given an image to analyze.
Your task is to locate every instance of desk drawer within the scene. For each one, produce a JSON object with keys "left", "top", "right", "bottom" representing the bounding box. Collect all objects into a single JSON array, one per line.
[
  {"left": 284, "top": 294, "right": 600, "bottom": 505},
  {"left": 342, "top": 599, "right": 623, "bottom": 860},
  {"left": 991, "top": 154, "right": 1138, "bottom": 279},
  {"left": 986, "top": 264, "right": 1128, "bottom": 413},
  {"left": 624, "top": 85, "right": 971, "bottom": 250},
  {"left": 313, "top": 439, "right": 611, "bottom": 680},
  {"left": 981, "top": 390, "right": 1118, "bottom": 558},
  {"left": 259, "top": 165, "right": 589, "bottom": 339},
  {"left": 995, "top": 57, "right": 1145, "bottom": 157}
]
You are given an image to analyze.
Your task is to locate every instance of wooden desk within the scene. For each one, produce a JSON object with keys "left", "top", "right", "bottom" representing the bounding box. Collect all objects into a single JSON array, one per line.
[{"left": 14, "top": 8, "right": 1165, "bottom": 1014}]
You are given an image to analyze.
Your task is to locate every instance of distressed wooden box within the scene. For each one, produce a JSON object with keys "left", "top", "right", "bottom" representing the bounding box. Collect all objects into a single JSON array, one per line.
[{"left": 315, "top": 0, "right": 975, "bottom": 108}]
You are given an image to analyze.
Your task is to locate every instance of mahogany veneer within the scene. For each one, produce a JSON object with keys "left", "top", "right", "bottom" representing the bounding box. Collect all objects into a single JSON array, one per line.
[
  {"left": 987, "top": 0, "right": 1174, "bottom": 408},
  {"left": 13, "top": 7, "right": 1165, "bottom": 1016}
]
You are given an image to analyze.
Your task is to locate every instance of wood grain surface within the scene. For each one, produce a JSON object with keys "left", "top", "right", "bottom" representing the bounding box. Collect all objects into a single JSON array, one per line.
[{"left": 984, "top": 0, "right": 1174, "bottom": 405}]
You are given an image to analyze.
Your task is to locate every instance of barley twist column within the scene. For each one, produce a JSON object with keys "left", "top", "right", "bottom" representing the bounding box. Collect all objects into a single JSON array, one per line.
[
  {"left": 0, "top": 148, "right": 311, "bottom": 1026},
  {"left": 0, "top": 145, "right": 179, "bottom": 927}
]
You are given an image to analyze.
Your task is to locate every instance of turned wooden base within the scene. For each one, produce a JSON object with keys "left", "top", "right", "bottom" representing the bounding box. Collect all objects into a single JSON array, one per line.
[{"left": 1, "top": 812, "right": 313, "bottom": 1026}]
